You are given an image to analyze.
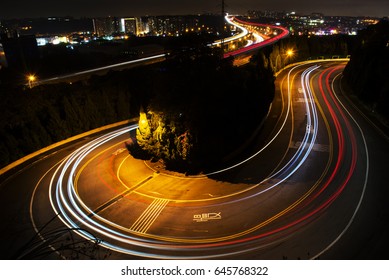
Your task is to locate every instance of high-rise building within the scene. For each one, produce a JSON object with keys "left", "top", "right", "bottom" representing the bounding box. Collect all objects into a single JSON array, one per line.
[
  {"left": 120, "top": 18, "right": 139, "bottom": 35},
  {"left": 93, "top": 17, "right": 121, "bottom": 36},
  {"left": 144, "top": 15, "right": 219, "bottom": 36}
]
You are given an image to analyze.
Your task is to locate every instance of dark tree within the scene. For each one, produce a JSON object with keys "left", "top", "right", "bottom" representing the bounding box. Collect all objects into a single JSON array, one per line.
[{"left": 343, "top": 20, "right": 389, "bottom": 119}]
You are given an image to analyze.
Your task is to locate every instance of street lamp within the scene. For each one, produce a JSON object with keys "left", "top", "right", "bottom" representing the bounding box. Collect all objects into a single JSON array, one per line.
[
  {"left": 285, "top": 49, "right": 295, "bottom": 66},
  {"left": 274, "top": 49, "right": 295, "bottom": 72},
  {"left": 286, "top": 49, "right": 294, "bottom": 57},
  {"left": 27, "top": 74, "right": 36, "bottom": 89}
]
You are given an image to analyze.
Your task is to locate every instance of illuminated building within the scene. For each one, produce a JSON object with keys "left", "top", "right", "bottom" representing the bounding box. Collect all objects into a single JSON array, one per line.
[
  {"left": 145, "top": 15, "right": 220, "bottom": 36},
  {"left": 93, "top": 17, "right": 121, "bottom": 36},
  {"left": 120, "top": 18, "right": 140, "bottom": 35}
]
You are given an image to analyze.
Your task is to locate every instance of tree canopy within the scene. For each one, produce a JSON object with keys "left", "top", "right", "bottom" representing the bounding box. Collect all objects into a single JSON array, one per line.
[{"left": 343, "top": 20, "right": 389, "bottom": 119}]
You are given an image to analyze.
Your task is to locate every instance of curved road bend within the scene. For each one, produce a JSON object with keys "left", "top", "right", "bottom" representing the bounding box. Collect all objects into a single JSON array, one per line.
[{"left": 0, "top": 60, "right": 388, "bottom": 259}]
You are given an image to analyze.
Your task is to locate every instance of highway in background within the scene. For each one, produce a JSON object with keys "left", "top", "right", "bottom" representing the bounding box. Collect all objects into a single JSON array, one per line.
[
  {"left": 2, "top": 60, "right": 388, "bottom": 259},
  {"left": 27, "top": 15, "right": 288, "bottom": 86}
]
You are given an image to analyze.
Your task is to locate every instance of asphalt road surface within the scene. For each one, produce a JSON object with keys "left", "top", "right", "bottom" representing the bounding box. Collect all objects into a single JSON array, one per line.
[{"left": 1, "top": 60, "right": 388, "bottom": 260}]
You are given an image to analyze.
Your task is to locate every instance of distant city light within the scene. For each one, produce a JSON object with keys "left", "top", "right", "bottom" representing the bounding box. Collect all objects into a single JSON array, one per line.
[
  {"left": 36, "top": 36, "right": 68, "bottom": 46},
  {"left": 2, "top": 12, "right": 379, "bottom": 54}
]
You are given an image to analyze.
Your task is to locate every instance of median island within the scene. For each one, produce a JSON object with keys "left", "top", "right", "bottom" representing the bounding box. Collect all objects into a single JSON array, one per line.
[{"left": 127, "top": 49, "right": 275, "bottom": 174}]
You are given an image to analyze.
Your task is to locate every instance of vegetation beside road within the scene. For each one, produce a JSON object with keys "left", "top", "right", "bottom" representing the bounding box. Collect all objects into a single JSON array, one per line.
[{"left": 343, "top": 20, "right": 389, "bottom": 122}]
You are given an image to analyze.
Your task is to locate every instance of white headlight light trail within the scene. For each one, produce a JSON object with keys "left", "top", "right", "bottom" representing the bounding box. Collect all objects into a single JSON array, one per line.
[{"left": 48, "top": 65, "right": 324, "bottom": 259}]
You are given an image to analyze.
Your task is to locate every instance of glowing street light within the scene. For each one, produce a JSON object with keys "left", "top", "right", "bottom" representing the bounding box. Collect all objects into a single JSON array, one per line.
[
  {"left": 27, "top": 74, "right": 36, "bottom": 89},
  {"left": 286, "top": 49, "right": 294, "bottom": 57},
  {"left": 274, "top": 49, "right": 296, "bottom": 72}
]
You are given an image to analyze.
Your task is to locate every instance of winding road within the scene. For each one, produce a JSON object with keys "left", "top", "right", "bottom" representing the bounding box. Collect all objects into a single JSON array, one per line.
[{"left": 1, "top": 60, "right": 388, "bottom": 260}]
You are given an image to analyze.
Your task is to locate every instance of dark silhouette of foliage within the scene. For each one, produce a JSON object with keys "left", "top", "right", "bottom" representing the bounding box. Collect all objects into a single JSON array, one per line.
[
  {"left": 343, "top": 20, "right": 389, "bottom": 119},
  {"left": 0, "top": 64, "right": 156, "bottom": 169}
]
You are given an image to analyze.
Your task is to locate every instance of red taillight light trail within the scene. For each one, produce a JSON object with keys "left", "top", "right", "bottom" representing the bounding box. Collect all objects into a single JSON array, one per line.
[{"left": 223, "top": 17, "right": 289, "bottom": 58}]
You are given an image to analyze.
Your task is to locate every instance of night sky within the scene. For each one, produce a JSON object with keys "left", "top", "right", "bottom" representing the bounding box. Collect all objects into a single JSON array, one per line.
[{"left": 1, "top": 0, "right": 388, "bottom": 19}]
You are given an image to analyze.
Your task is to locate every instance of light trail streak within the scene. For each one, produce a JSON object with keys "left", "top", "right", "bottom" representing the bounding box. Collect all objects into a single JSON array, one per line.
[
  {"left": 252, "top": 32, "right": 265, "bottom": 44},
  {"left": 208, "top": 15, "right": 286, "bottom": 58},
  {"left": 211, "top": 15, "right": 249, "bottom": 46},
  {"left": 205, "top": 64, "right": 319, "bottom": 177},
  {"left": 32, "top": 61, "right": 367, "bottom": 259},
  {"left": 167, "top": 66, "right": 362, "bottom": 252},
  {"left": 223, "top": 17, "right": 289, "bottom": 58},
  {"left": 210, "top": 65, "right": 321, "bottom": 203},
  {"left": 42, "top": 65, "right": 326, "bottom": 259},
  {"left": 34, "top": 54, "right": 167, "bottom": 86},
  {"left": 312, "top": 71, "right": 369, "bottom": 259}
]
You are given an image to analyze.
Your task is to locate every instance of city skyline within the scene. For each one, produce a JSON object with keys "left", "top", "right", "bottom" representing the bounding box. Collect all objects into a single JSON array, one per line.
[{"left": 1, "top": 0, "right": 388, "bottom": 19}]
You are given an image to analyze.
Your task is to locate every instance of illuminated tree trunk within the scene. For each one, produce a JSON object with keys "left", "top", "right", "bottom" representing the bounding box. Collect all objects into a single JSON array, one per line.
[{"left": 136, "top": 107, "right": 151, "bottom": 150}]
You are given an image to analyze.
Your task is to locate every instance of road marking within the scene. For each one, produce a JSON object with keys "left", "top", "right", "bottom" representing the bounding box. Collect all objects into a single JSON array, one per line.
[
  {"left": 130, "top": 198, "right": 169, "bottom": 233},
  {"left": 294, "top": 97, "right": 314, "bottom": 103},
  {"left": 112, "top": 148, "right": 127, "bottom": 156},
  {"left": 193, "top": 212, "right": 222, "bottom": 222},
  {"left": 89, "top": 175, "right": 154, "bottom": 217}
]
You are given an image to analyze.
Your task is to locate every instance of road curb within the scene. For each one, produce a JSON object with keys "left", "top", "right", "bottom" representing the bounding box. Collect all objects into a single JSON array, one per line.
[{"left": 0, "top": 118, "right": 137, "bottom": 178}]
